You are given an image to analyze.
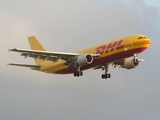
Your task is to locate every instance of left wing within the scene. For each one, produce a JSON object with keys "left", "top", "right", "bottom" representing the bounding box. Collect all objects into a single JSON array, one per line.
[
  {"left": 93, "top": 58, "right": 145, "bottom": 70},
  {"left": 111, "top": 58, "right": 145, "bottom": 69}
]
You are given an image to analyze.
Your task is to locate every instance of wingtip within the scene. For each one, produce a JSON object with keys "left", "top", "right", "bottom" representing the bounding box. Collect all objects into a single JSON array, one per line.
[{"left": 8, "top": 48, "right": 17, "bottom": 52}]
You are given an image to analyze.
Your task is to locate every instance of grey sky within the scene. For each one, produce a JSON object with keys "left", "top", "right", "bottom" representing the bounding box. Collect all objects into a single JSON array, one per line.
[{"left": 0, "top": 0, "right": 160, "bottom": 120}]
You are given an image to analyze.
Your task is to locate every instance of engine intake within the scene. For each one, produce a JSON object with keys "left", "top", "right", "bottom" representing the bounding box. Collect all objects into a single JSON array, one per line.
[
  {"left": 76, "top": 54, "right": 93, "bottom": 66},
  {"left": 122, "top": 58, "right": 140, "bottom": 69}
]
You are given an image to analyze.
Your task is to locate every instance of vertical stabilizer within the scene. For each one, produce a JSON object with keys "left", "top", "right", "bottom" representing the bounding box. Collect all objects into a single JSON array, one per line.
[{"left": 28, "top": 36, "right": 45, "bottom": 64}]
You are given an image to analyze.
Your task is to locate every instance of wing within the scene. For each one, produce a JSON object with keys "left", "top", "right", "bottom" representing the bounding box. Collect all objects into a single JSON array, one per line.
[
  {"left": 9, "top": 48, "right": 100, "bottom": 67},
  {"left": 9, "top": 48, "right": 79, "bottom": 62},
  {"left": 111, "top": 58, "right": 145, "bottom": 68},
  {"left": 93, "top": 58, "right": 145, "bottom": 70}
]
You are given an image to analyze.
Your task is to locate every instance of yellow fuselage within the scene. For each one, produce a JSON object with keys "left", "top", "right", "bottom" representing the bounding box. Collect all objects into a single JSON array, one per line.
[{"left": 33, "top": 35, "right": 151, "bottom": 74}]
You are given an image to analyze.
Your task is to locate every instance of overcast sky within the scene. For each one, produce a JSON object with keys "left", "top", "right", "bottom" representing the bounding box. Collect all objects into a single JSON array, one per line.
[{"left": 0, "top": 0, "right": 160, "bottom": 120}]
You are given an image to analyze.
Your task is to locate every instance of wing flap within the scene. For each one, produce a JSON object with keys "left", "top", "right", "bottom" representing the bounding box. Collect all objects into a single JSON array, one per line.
[{"left": 20, "top": 53, "right": 57, "bottom": 61}]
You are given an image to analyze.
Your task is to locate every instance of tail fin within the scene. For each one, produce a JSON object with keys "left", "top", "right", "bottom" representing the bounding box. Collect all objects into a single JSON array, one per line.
[{"left": 28, "top": 36, "right": 45, "bottom": 64}]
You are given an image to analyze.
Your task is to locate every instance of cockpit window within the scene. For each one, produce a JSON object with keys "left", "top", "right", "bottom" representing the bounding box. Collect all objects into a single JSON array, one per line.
[
  {"left": 138, "top": 37, "right": 147, "bottom": 39},
  {"left": 138, "top": 37, "right": 142, "bottom": 39}
]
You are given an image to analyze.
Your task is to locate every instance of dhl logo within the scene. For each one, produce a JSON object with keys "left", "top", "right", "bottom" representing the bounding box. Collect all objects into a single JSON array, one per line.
[{"left": 96, "top": 40, "right": 124, "bottom": 54}]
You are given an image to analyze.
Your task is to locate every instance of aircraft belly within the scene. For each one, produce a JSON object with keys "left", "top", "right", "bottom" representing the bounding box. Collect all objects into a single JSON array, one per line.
[{"left": 54, "top": 47, "right": 147, "bottom": 74}]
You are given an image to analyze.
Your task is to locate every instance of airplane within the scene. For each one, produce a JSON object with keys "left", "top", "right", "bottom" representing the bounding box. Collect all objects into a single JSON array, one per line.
[{"left": 8, "top": 35, "right": 151, "bottom": 79}]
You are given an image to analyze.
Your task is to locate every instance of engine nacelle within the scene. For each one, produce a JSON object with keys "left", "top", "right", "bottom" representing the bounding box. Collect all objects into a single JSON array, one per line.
[
  {"left": 122, "top": 58, "right": 140, "bottom": 69},
  {"left": 76, "top": 54, "right": 93, "bottom": 66}
]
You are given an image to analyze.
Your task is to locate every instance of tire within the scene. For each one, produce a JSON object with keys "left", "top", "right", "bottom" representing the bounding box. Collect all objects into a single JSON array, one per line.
[
  {"left": 107, "top": 74, "right": 111, "bottom": 78},
  {"left": 105, "top": 74, "right": 107, "bottom": 79},
  {"left": 74, "top": 72, "right": 77, "bottom": 77},
  {"left": 80, "top": 71, "right": 83, "bottom": 76},
  {"left": 102, "top": 74, "right": 105, "bottom": 79}
]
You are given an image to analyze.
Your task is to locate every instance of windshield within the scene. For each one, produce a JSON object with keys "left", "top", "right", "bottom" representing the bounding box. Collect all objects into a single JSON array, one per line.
[{"left": 138, "top": 37, "right": 147, "bottom": 39}]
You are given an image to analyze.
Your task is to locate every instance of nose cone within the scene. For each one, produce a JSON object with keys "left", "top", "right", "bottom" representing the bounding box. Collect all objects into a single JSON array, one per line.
[
  {"left": 148, "top": 39, "right": 151, "bottom": 45},
  {"left": 141, "top": 38, "right": 151, "bottom": 52},
  {"left": 133, "top": 38, "right": 151, "bottom": 54},
  {"left": 145, "top": 39, "right": 151, "bottom": 47}
]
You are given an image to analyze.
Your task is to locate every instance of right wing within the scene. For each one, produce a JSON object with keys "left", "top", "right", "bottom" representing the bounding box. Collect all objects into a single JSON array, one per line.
[
  {"left": 9, "top": 48, "right": 80, "bottom": 62},
  {"left": 9, "top": 48, "right": 101, "bottom": 67},
  {"left": 9, "top": 48, "right": 100, "bottom": 61}
]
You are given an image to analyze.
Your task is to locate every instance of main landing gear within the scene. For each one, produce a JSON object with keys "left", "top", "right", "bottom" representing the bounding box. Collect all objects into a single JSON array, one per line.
[
  {"left": 73, "top": 66, "right": 83, "bottom": 77},
  {"left": 101, "top": 64, "right": 111, "bottom": 79},
  {"left": 74, "top": 71, "right": 83, "bottom": 77},
  {"left": 102, "top": 73, "right": 111, "bottom": 79}
]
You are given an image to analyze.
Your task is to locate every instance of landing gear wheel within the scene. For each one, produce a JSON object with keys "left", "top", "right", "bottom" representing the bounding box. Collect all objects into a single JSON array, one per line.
[
  {"left": 73, "top": 71, "right": 82, "bottom": 77},
  {"left": 74, "top": 72, "right": 77, "bottom": 77},
  {"left": 107, "top": 74, "right": 111, "bottom": 78},
  {"left": 102, "top": 74, "right": 108, "bottom": 79},
  {"left": 105, "top": 74, "right": 107, "bottom": 79},
  {"left": 73, "top": 72, "right": 79, "bottom": 77},
  {"left": 102, "top": 74, "right": 105, "bottom": 79},
  {"left": 77, "top": 72, "right": 79, "bottom": 77},
  {"left": 80, "top": 71, "right": 83, "bottom": 76}
]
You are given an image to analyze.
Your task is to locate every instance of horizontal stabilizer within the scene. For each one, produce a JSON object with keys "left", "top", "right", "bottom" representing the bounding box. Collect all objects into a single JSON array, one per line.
[{"left": 8, "top": 63, "right": 41, "bottom": 69}]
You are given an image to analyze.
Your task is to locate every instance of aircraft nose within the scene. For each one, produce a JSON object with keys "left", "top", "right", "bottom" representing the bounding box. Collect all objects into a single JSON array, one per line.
[
  {"left": 143, "top": 38, "right": 151, "bottom": 44},
  {"left": 146, "top": 39, "right": 151, "bottom": 46},
  {"left": 143, "top": 38, "right": 151, "bottom": 49},
  {"left": 148, "top": 39, "right": 151, "bottom": 45}
]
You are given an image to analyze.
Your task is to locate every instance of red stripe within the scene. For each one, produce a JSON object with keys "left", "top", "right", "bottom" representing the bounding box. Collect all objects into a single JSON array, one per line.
[{"left": 55, "top": 47, "right": 147, "bottom": 74}]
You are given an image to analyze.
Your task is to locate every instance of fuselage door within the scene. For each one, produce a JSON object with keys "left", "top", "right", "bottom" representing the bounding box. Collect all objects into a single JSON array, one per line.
[{"left": 125, "top": 37, "right": 132, "bottom": 49}]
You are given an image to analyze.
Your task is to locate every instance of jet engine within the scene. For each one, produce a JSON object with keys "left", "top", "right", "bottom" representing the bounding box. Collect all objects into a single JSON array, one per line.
[
  {"left": 76, "top": 54, "right": 93, "bottom": 66},
  {"left": 122, "top": 58, "right": 140, "bottom": 69}
]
